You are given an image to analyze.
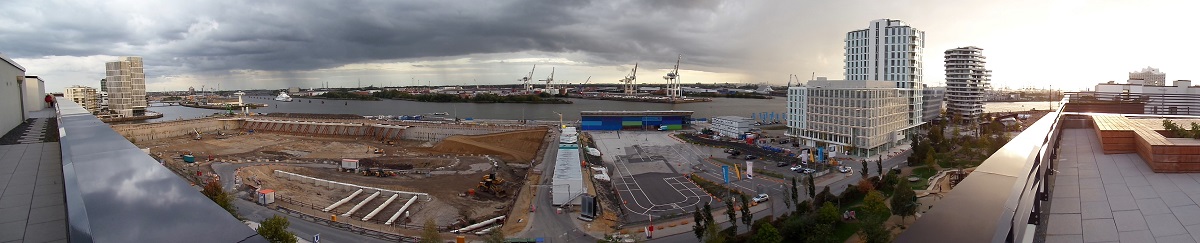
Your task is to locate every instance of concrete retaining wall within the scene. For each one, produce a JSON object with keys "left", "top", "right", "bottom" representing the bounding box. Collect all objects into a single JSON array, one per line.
[
  {"left": 402, "top": 124, "right": 527, "bottom": 142},
  {"left": 272, "top": 170, "right": 430, "bottom": 201},
  {"left": 111, "top": 118, "right": 240, "bottom": 143}
]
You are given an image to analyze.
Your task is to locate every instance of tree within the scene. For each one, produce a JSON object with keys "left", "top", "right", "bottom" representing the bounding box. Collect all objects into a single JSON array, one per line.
[
  {"left": 860, "top": 160, "right": 869, "bottom": 178},
  {"left": 859, "top": 191, "right": 893, "bottom": 243},
  {"left": 791, "top": 177, "right": 799, "bottom": 205},
  {"left": 704, "top": 203, "right": 715, "bottom": 227},
  {"left": 693, "top": 205, "right": 707, "bottom": 241},
  {"left": 807, "top": 174, "right": 816, "bottom": 200},
  {"left": 924, "top": 151, "right": 936, "bottom": 169},
  {"left": 816, "top": 202, "right": 839, "bottom": 225},
  {"left": 725, "top": 197, "right": 738, "bottom": 234},
  {"left": 740, "top": 194, "right": 752, "bottom": 229},
  {"left": 703, "top": 220, "right": 725, "bottom": 243},
  {"left": 862, "top": 191, "right": 891, "bottom": 221},
  {"left": 891, "top": 179, "right": 919, "bottom": 223},
  {"left": 857, "top": 179, "right": 875, "bottom": 193},
  {"left": 484, "top": 229, "right": 506, "bottom": 243},
  {"left": 805, "top": 223, "right": 836, "bottom": 243},
  {"left": 876, "top": 159, "right": 883, "bottom": 177},
  {"left": 201, "top": 180, "right": 239, "bottom": 219},
  {"left": 257, "top": 215, "right": 297, "bottom": 243},
  {"left": 420, "top": 219, "right": 442, "bottom": 243},
  {"left": 750, "top": 223, "right": 783, "bottom": 243}
]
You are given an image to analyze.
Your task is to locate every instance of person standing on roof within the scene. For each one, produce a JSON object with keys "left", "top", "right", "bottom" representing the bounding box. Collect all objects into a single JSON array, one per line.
[{"left": 44, "top": 94, "right": 54, "bottom": 108}]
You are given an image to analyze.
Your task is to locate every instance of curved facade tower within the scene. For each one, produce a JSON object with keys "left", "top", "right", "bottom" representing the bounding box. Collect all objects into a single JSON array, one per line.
[{"left": 944, "top": 46, "right": 990, "bottom": 120}]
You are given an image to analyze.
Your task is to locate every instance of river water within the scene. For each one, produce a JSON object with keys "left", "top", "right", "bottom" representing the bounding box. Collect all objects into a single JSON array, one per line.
[{"left": 143, "top": 97, "right": 1060, "bottom": 123}]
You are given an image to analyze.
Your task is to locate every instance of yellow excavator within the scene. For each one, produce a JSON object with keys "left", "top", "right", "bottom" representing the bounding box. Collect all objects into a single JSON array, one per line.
[{"left": 477, "top": 172, "right": 507, "bottom": 198}]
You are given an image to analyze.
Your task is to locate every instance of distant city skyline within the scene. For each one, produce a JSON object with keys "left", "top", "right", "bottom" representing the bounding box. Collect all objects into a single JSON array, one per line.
[{"left": 1, "top": 0, "right": 1196, "bottom": 93}]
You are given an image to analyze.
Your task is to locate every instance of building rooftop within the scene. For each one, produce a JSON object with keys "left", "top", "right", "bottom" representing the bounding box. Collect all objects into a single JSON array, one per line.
[{"left": 1045, "top": 128, "right": 1200, "bottom": 242}]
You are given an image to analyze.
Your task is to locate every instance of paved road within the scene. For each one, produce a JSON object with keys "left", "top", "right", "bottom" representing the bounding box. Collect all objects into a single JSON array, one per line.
[
  {"left": 234, "top": 200, "right": 390, "bottom": 243},
  {"left": 213, "top": 162, "right": 388, "bottom": 243},
  {"left": 517, "top": 130, "right": 598, "bottom": 243}
]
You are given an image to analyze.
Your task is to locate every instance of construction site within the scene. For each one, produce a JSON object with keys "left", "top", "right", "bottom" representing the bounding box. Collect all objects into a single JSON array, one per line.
[{"left": 114, "top": 115, "right": 552, "bottom": 237}]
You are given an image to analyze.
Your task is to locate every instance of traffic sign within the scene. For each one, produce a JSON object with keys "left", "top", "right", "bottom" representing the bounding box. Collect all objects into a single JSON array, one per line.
[{"left": 722, "top": 165, "right": 729, "bottom": 184}]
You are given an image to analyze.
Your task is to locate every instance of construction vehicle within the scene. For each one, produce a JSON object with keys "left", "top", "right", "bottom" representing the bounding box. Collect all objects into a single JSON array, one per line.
[
  {"left": 193, "top": 128, "right": 202, "bottom": 140},
  {"left": 360, "top": 168, "right": 395, "bottom": 177},
  {"left": 477, "top": 172, "right": 507, "bottom": 198}
]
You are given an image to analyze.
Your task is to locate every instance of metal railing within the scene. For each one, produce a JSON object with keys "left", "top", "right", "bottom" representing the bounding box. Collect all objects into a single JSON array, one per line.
[
  {"left": 895, "top": 97, "right": 1070, "bottom": 243},
  {"left": 56, "top": 98, "right": 266, "bottom": 243}
]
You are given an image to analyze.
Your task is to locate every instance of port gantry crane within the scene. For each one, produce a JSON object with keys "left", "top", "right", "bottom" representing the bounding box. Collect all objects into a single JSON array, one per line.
[
  {"left": 663, "top": 54, "right": 683, "bottom": 101},
  {"left": 621, "top": 63, "right": 638, "bottom": 95},
  {"left": 539, "top": 67, "right": 555, "bottom": 89},
  {"left": 520, "top": 65, "right": 537, "bottom": 92},
  {"left": 575, "top": 76, "right": 591, "bottom": 94}
]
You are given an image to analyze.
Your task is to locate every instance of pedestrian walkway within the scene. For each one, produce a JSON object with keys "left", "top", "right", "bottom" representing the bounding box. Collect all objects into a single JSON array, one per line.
[{"left": 0, "top": 142, "right": 67, "bottom": 242}]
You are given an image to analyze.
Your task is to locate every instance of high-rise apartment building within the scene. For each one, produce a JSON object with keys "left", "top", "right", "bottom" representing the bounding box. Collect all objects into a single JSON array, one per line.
[
  {"left": 922, "top": 85, "right": 945, "bottom": 122},
  {"left": 65, "top": 85, "right": 98, "bottom": 112},
  {"left": 1129, "top": 67, "right": 1166, "bottom": 86},
  {"left": 944, "top": 46, "right": 991, "bottom": 120},
  {"left": 105, "top": 56, "right": 146, "bottom": 117},
  {"left": 845, "top": 19, "right": 925, "bottom": 128}
]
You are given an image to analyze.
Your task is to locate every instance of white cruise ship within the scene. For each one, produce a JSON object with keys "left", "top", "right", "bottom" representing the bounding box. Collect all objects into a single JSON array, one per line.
[{"left": 274, "top": 92, "right": 293, "bottom": 102}]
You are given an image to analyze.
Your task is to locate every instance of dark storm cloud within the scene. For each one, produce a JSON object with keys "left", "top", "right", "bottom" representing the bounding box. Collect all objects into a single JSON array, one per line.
[{"left": 0, "top": 0, "right": 743, "bottom": 75}]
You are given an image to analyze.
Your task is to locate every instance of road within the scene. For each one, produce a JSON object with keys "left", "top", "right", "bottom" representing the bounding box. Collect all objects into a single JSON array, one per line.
[
  {"left": 516, "top": 130, "right": 598, "bottom": 243},
  {"left": 213, "top": 162, "right": 390, "bottom": 243},
  {"left": 234, "top": 200, "right": 390, "bottom": 243}
]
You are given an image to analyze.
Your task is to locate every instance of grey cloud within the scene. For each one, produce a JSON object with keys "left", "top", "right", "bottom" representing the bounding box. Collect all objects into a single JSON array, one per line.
[{"left": 2, "top": 0, "right": 752, "bottom": 76}]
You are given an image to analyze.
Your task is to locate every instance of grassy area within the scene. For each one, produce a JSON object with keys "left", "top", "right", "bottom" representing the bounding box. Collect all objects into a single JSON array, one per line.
[
  {"left": 910, "top": 166, "right": 938, "bottom": 190},
  {"left": 832, "top": 220, "right": 862, "bottom": 241},
  {"left": 690, "top": 174, "right": 747, "bottom": 200}
]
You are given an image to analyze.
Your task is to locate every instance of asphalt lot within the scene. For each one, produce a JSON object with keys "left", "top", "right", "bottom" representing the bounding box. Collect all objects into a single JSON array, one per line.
[{"left": 591, "top": 131, "right": 787, "bottom": 223}]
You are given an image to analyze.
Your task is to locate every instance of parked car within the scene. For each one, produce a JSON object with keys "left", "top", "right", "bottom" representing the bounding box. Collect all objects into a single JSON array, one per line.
[
  {"left": 776, "top": 161, "right": 789, "bottom": 167},
  {"left": 745, "top": 155, "right": 757, "bottom": 160},
  {"left": 779, "top": 140, "right": 790, "bottom": 144},
  {"left": 790, "top": 165, "right": 805, "bottom": 172},
  {"left": 752, "top": 194, "right": 770, "bottom": 203},
  {"left": 839, "top": 166, "right": 853, "bottom": 173},
  {"left": 801, "top": 168, "right": 816, "bottom": 174},
  {"left": 723, "top": 148, "right": 736, "bottom": 154}
]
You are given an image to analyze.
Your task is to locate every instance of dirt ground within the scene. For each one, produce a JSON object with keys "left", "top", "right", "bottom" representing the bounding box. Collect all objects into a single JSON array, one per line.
[
  {"left": 432, "top": 129, "right": 547, "bottom": 162},
  {"left": 244, "top": 164, "right": 517, "bottom": 227},
  {"left": 137, "top": 133, "right": 436, "bottom": 162},
  {"left": 133, "top": 124, "right": 551, "bottom": 233}
]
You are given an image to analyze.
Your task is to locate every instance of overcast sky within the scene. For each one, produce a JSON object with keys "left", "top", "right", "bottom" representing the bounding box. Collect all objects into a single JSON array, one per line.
[{"left": 2, "top": 0, "right": 1197, "bottom": 93}]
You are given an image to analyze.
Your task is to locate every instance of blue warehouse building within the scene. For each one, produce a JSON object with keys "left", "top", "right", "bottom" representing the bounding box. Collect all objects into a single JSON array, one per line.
[{"left": 580, "top": 110, "right": 693, "bottom": 131}]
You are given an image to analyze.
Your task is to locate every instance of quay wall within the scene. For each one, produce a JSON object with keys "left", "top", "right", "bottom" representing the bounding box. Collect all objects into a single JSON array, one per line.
[
  {"left": 111, "top": 116, "right": 544, "bottom": 143},
  {"left": 111, "top": 117, "right": 240, "bottom": 143}
]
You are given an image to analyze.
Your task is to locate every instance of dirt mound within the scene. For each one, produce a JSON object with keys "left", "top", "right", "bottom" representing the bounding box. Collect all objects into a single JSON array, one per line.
[{"left": 431, "top": 129, "right": 548, "bottom": 162}]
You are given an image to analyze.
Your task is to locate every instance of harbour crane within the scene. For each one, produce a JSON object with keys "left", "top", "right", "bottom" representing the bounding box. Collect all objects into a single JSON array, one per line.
[
  {"left": 621, "top": 63, "right": 638, "bottom": 95},
  {"left": 519, "top": 65, "right": 537, "bottom": 92},
  {"left": 575, "top": 76, "right": 591, "bottom": 94},
  {"left": 663, "top": 54, "right": 682, "bottom": 100},
  {"left": 539, "top": 67, "right": 555, "bottom": 89}
]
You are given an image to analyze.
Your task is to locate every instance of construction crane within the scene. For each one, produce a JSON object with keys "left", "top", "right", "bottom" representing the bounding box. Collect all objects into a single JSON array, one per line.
[
  {"left": 621, "top": 63, "right": 639, "bottom": 95},
  {"left": 519, "top": 65, "right": 537, "bottom": 92},
  {"left": 539, "top": 67, "right": 555, "bottom": 89},
  {"left": 663, "top": 54, "right": 682, "bottom": 100}
]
